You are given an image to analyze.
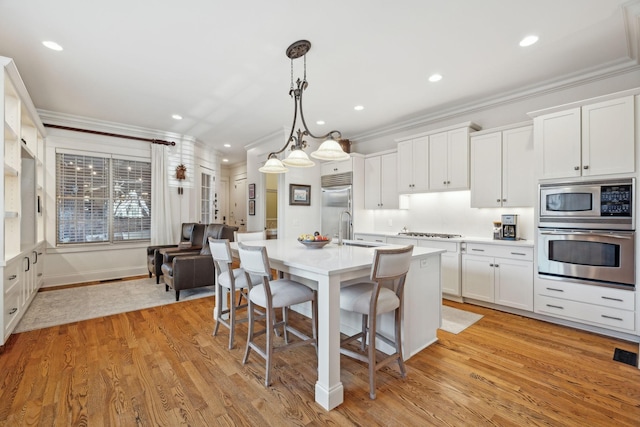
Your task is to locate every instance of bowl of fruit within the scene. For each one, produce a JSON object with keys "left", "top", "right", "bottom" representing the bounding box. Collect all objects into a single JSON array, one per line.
[{"left": 297, "top": 232, "right": 331, "bottom": 249}]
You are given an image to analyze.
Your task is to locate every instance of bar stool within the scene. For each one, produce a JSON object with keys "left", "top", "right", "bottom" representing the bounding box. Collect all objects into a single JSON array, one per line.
[
  {"left": 237, "top": 242, "right": 317, "bottom": 386},
  {"left": 339, "top": 245, "right": 414, "bottom": 399},
  {"left": 208, "top": 238, "right": 261, "bottom": 349}
]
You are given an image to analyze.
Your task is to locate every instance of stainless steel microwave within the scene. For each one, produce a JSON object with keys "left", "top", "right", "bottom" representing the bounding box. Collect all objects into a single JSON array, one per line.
[{"left": 538, "top": 178, "right": 634, "bottom": 230}]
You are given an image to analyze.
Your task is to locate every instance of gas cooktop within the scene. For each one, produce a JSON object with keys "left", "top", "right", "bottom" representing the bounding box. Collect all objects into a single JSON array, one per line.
[{"left": 398, "top": 232, "right": 462, "bottom": 239}]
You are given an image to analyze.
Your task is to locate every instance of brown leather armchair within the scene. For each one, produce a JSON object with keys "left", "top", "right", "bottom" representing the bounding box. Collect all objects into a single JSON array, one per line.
[
  {"left": 146, "top": 223, "right": 206, "bottom": 284},
  {"left": 161, "top": 223, "right": 238, "bottom": 301}
]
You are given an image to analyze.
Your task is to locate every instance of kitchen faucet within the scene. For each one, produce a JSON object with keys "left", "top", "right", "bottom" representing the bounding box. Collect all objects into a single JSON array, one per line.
[{"left": 337, "top": 210, "right": 352, "bottom": 245}]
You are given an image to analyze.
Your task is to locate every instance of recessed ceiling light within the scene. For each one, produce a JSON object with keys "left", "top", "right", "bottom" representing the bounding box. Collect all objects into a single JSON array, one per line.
[
  {"left": 172, "top": 114, "right": 183, "bottom": 120},
  {"left": 428, "top": 74, "right": 442, "bottom": 82},
  {"left": 42, "top": 40, "right": 63, "bottom": 51},
  {"left": 223, "top": 143, "right": 231, "bottom": 148},
  {"left": 354, "top": 105, "right": 364, "bottom": 111},
  {"left": 316, "top": 120, "right": 325, "bottom": 125},
  {"left": 519, "top": 35, "right": 539, "bottom": 47},
  {"left": 222, "top": 158, "right": 229, "bottom": 163}
]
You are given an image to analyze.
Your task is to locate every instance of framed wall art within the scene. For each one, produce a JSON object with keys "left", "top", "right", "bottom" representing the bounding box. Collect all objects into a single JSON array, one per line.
[
  {"left": 249, "top": 199, "right": 255, "bottom": 215},
  {"left": 289, "top": 184, "right": 311, "bottom": 206},
  {"left": 248, "top": 183, "right": 256, "bottom": 199}
]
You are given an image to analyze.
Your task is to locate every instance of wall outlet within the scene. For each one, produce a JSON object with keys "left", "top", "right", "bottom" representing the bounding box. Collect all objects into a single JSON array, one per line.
[{"left": 388, "top": 219, "right": 393, "bottom": 227}]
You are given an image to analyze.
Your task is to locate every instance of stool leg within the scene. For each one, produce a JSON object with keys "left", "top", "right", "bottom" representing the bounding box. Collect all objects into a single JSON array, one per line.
[
  {"left": 228, "top": 286, "right": 236, "bottom": 350},
  {"left": 213, "top": 284, "right": 222, "bottom": 337}
]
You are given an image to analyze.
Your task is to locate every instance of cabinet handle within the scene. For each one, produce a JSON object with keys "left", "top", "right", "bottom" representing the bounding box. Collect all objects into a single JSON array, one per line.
[
  {"left": 24, "top": 257, "right": 30, "bottom": 272},
  {"left": 601, "top": 296, "right": 623, "bottom": 302},
  {"left": 8, "top": 275, "right": 16, "bottom": 280},
  {"left": 9, "top": 308, "right": 17, "bottom": 315},
  {"left": 583, "top": 165, "right": 589, "bottom": 170},
  {"left": 494, "top": 264, "right": 499, "bottom": 268},
  {"left": 496, "top": 199, "right": 501, "bottom": 203},
  {"left": 502, "top": 199, "right": 506, "bottom": 202},
  {"left": 471, "top": 248, "right": 485, "bottom": 252},
  {"left": 546, "top": 304, "right": 564, "bottom": 310},
  {"left": 33, "top": 250, "right": 38, "bottom": 264},
  {"left": 37, "top": 273, "right": 43, "bottom": 277},
  {"left": 489, "top": 263, "right": 494, "bottom": 267},
  {"left": 601, "top": 314, "right": 622, "bottom": 321},
  {"left": 546, "top": 287, "right": 564, "bottom": 292},
  {"left": 574, "top": 166, "right": 580, "bottom": 170},
  {"left": 510, "top": 252, "right": 526, "bottom": 256}
]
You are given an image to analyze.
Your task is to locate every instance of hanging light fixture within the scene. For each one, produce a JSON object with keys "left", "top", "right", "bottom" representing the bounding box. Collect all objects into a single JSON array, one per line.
[{"left": 259, "top": 40, "right": 350, "bottom": 174}]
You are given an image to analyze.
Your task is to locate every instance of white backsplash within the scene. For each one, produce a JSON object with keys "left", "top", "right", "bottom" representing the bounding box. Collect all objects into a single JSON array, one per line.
[{"left": 363, "top": 191, "right": 535, "bottom": 240}]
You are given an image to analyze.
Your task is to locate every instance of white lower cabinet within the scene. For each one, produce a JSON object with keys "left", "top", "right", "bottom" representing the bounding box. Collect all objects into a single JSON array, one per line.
[
  {"left": 353, "top": 233, "right": 387, "bottom": 243},
  {"left": 535, "top": 279, "right": 635, "bottom": 333},
  {"left": 462, "top": 243, "right": 533, "bottom": 311},
  {"left": 417, "top": 240, "right": 461, "bottom": 297},
  {"left": 1, "top": 243, "right": 44, "bottom": 343}
]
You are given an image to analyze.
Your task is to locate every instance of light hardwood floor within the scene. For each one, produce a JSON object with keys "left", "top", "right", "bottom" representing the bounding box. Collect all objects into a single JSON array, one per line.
[{"left": 0, "top": 285, "right": 638, "bottom": 426}]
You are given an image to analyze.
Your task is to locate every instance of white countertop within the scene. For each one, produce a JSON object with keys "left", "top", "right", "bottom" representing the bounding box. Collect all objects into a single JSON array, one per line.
[
  {"left": 355, "top": 231, "right": 534, "bottom": 247},
  {"left": 230, "top": 239, "right": 445, "bottom": 275}
]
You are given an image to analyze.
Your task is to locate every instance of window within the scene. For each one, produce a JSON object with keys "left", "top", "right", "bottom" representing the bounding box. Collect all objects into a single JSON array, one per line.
[
  {"left": 56, "top": 152, "right": 151, "bottom": 244},
  {"left": 201, "top": 172, "right": 212, "bottom": 224}
]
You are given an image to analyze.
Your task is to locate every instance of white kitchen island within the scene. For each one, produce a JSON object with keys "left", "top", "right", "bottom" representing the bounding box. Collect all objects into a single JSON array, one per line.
[{"left": 229, "top": 239, "right": 444, "bottom": 410}]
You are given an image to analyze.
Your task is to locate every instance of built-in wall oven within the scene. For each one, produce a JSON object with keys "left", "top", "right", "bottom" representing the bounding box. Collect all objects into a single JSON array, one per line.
[{"left": 537, "top": 178, "right": 635, "bottom": 290}]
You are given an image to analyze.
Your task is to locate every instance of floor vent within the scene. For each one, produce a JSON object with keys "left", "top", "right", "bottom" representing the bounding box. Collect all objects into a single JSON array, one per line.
[{"left": 613, "top": 348, "right": 638, "bottom": 367}]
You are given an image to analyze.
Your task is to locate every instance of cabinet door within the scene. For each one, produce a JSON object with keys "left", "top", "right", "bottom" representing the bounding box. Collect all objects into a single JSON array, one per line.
[
  {"left": 446, "top": 128, "right": 470, "bottom": 190},
  {"left": 462, "top": 254, "right": 494, "bottom": 302},
  {"left": 321, "top": 158, "right": 352, "bottom": 176},
  {"left": 535, "top": 108, "right": 581, "bottom": 179},
  {"left": 397, "top": 140, "right": 414, "bottom": 193},
  {"left": 411, "top": 136, "right": 429, "bottom": 192},
  {"left": 364, "top": 156, "right": 381, "bottom": 209},
  {"left": 441, "top": 251, "right": 461, "bottom": 296},
  {"left": 494, "top": 257, "right": 533, "bottom": 310},
  {"left": 470, "top": 132, "right": 502, "bottom": 208},
  {"left": 502, "top": 126, "right": 534, "bottom": 207},
  {"left": 380, "top": 153, "right": 399, "bottom": 209},
  {"left": 581, "top": 96, "right": 635, "bottom": 177},
  {"left": 428, "top": 132, "right": 448, "bottom": 190}
]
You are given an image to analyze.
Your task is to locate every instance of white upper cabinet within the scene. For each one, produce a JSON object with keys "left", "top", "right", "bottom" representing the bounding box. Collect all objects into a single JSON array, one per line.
[
  {"left": 533, "top": 94, "right": 635, "bottom": 180},
  {"left": 429, "top": 127, "right": 473, "bottom": 191},
  {"left": 365, "top": 152, "right": 398, "bottom": 209},
  {"left": 471, "top": 124, "right": 534, "bottom": 208},
  {"left": 320, "top": 157, "right": 353, "bottom": 176},
  {"left": 397, "top": 136, "right": 429, "bottom": 193}
]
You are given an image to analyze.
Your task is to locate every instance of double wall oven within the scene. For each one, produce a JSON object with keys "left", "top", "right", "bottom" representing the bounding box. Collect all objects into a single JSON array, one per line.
[{"left": 537, "top": 178, "right": 635, "bottom": 290}]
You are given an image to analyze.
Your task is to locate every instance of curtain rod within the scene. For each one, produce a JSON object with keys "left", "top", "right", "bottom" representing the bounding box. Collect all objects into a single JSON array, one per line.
[{"left": 43, "top": 123, "right": 176, "bottom": 146}]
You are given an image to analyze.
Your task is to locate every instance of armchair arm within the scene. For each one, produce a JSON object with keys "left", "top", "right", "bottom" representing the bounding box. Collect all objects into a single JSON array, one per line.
[
  {"left": 171, "top": 255, "right": 216, "bottom": 289},
  {"left": 163, "top": 249, "right": 201, "bottom": 264},
  {"left": 147, "top": 244, "right": 177, "bottom": 256}
]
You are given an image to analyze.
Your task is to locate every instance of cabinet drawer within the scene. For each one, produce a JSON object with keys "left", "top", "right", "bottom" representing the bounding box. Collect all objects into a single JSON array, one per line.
[
  {"left": 4, "top": 263, "right": 20, "bottom": 292},
  {"left": 536, "top": 294, "right": 635, "bottom": 332},
  {"left": 418, "top": 240, "right": 459, "bottom": 252},
  {"left": 537, "top": 281, "right": 634, "bottom": 310},
  {"left": 387, "top": 236, "right": 417, "bottom": 245},
  {"left": 4, "top": 281, "right": 21, "bottom": 333},
  {"left": 321, "top": 159, "right": 352, "bottom": 176},
  {"left": 465, "top": 243, "right": 533, "bottom": 260},
  {"left": 354, "top": 234, "right": 386, "bottom": 243}
]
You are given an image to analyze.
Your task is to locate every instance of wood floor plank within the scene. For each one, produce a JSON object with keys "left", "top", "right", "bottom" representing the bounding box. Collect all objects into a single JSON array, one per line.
[{"left": 2, "top": 293, "right": 639, "bottom": 426}]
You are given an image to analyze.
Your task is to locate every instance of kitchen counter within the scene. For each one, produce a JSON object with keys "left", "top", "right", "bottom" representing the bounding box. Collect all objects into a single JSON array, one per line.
[{"left": 355, "top": 231, "right": 534, "bottom": 247}]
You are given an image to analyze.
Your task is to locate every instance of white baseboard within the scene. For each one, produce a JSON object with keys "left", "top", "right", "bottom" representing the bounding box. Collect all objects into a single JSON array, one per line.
[{"left": 42, "top": 267, "right": 148, "bottom": 287}]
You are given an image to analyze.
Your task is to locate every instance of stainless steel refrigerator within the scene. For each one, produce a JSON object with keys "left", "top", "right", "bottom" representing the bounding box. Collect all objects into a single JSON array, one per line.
[{"left": 321, "top": 173, "right": 353, "bottom": 240}]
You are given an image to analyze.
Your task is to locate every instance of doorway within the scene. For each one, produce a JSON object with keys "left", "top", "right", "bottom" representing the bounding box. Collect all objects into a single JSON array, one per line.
[{"left": 265, "top": 173, "right": 278, "bottom": 239}]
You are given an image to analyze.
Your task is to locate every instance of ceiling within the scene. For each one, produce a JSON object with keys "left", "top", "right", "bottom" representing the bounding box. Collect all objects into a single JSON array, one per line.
[{"left": 1, "top": 1, "right": 639, "bottom": 166}]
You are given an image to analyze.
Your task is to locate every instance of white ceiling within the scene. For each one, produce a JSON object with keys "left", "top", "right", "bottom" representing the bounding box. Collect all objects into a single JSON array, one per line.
[{"left": 1, "top": 1, "right": 639, "bottom": 166}]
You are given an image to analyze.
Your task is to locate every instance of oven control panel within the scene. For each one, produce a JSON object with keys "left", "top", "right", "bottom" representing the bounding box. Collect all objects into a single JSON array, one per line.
[{"left": 600, "top": 184, "right": 632, "bottom": 216}]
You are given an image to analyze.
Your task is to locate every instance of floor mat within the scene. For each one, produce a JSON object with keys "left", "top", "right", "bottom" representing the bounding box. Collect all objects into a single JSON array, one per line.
[{"left": 613, "top": 348, "right": 638, "bottom": 367}]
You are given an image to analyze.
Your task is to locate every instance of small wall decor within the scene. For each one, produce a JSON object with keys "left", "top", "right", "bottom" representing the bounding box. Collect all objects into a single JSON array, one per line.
[
  {"left": 289, "top": 184, "right": 311, "bottom": 206},
  {"left": 249, "top": 199, "right": 255, "bottom": 215},
  {"left": 248, "top": 183, "right": 256, "bottom": 199},
  {"left": 175, "top": 164, "right": 187, "bottom": 180}
]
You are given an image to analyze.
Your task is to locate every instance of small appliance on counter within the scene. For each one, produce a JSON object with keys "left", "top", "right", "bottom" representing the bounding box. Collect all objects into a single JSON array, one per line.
[
  {"left": 492, "top": 221, "right": 502, "bottom": 240},
  {"left": 501, "top": 214, "right": 518, "bottom": 240}
]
